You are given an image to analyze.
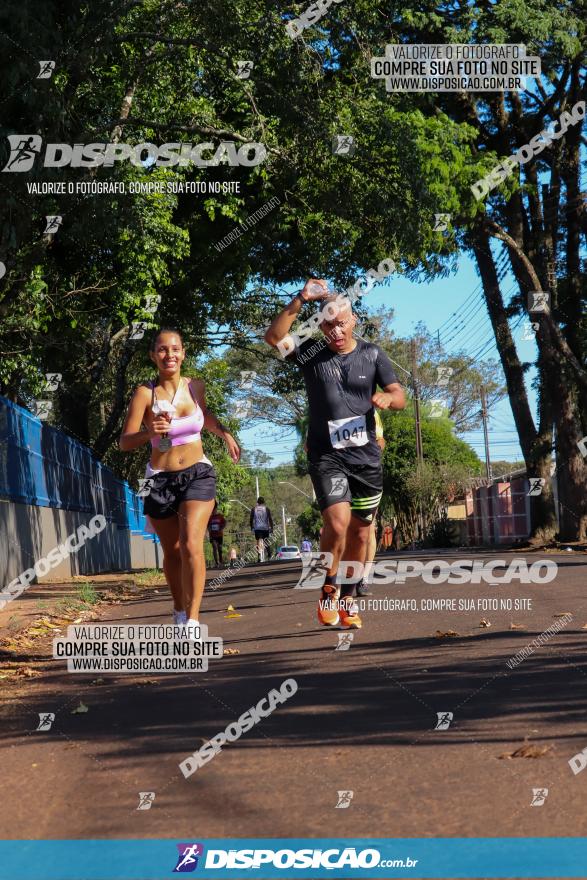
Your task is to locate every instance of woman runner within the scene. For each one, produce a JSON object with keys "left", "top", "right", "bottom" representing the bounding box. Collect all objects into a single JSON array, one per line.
[{"left": 120, "top": 328, "right": 240, "bottom": 637}]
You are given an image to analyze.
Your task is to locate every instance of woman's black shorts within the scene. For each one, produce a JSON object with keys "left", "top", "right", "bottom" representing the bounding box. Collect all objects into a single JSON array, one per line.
[{"left": 143, "top": 461, "right": 216, "bottom": 520}]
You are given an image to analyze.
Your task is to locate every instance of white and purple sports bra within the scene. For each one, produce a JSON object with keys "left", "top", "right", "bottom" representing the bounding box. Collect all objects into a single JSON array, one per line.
[{"left": 149, "top": 378, "right": 205, "bottom": 450}]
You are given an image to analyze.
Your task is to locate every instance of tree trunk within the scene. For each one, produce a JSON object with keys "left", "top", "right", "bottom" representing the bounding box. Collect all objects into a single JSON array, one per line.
[{"left": 472, "top": 234, "right": 557, "bottom": 538}]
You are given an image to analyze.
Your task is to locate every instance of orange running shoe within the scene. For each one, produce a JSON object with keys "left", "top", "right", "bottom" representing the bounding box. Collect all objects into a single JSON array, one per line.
[
  {"left": 317, "top": 584, "right": 340, "bottom": 627},
  {"left": 338, "top": 597, "right": 362, "bottom": 629}
]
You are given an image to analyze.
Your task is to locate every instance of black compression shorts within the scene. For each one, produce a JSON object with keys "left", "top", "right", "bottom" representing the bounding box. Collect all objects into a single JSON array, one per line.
[
  {"left": 143, "top": 461, "right": 216, "bottom": 520},
  {"left": 309, "top": 454, "right": 383, "bottom": 523}
]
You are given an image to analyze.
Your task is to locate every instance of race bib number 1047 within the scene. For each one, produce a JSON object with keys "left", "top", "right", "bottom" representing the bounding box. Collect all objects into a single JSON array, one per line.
[{"left": 328, "top": 415, "right": 368, "bottom": 449}]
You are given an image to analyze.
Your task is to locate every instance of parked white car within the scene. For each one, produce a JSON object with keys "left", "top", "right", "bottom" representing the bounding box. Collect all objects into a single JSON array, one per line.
[{"left": 276, "top": 545, "right": 301, "bottom": 560}]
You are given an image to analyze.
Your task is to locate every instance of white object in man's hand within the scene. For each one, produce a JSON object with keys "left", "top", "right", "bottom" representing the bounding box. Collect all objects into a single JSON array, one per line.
[{"left": 303, "top": 279, "right": 331, "bottom": 301}]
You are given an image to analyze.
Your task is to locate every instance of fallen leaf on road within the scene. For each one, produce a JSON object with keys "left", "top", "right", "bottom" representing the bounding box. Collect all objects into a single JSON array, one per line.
[
  {"left": 435, "top": 630, "right": 460, "bottom": 639},
  {"left": 90, "top": 678, "right": 105, "bottom": 686},
  {"left": 499, "top": 743, "right": 553, "bottom": 759},
  {"left": 553, "top": 612, "right": 572, "bottom": 618},
  {"left": 223, "top": 648, "right": 240, "bottom": 655},
  {"left": 510, "top": 622, "right": 527, "bottom": 629},
  {"left": 71, "top": 701, "right": 89, "bottom": 714},
  {"left": 224, "top": 604, "right": 242, "bottom": 619},
  {"left": 581, "top": 624, "right": 587, "bottom": 630},
  {"left": 479, "top": 619, "right": 491, "bottom": 628},
  {"left": 15, "top": 666, "right": 40, "bottom": 678}
]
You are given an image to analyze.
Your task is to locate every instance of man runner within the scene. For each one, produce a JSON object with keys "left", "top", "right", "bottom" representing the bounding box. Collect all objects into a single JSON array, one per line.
[
  {"left": 265, "top": 279, "right": 405, "bottom": 628},
  {"left": 250, "top": 497, "right": 274, "bottom": 562}
]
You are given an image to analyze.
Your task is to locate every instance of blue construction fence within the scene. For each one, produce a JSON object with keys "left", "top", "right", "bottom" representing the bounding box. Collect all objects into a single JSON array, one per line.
[{"left": 0, "top": 395, "right": 157, "bottom": 541}]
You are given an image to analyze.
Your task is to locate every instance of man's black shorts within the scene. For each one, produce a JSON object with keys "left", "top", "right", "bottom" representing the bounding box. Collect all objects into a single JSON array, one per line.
[
  {"left": 254, "top": 529, "right": 270, "bottom": 540},
  {"left": 309, "top": 454, "right": 383, "bottom": 522},
  {"left": 143, "top": 461, "right": 216, "bottom": 520}
]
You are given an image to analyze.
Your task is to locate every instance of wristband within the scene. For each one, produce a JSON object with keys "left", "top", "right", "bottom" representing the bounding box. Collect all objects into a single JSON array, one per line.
[{"left": 295, "top": 290, "right": 308, "bottom": 304}]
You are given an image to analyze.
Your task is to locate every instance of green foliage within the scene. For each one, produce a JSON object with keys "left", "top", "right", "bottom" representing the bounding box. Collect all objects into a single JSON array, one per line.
[
  {"left": 297, "top": 503, "right": 323, "bottom": 541},
  {"left": 380, "top": 406, "right": 482, "bottom": 544}
]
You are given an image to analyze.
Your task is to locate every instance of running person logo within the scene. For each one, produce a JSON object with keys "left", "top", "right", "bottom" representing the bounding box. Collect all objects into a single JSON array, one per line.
[
  {"left": 295, "top": 551, "right": 334, "bottom": 589},
  {"left": 329, "top": 476, "right": 348, "bottom": 498},
  {"left": 1, "top": 134, "right": 42, "bottom": 172},
  {"left": 136, "top": 792, "right": 155, "bottom": 810},
  {"left": 435, "top": 712, "right": 453, "bottom": 730},
  {"left": 37, "top": 60, "right": 55, "bottom": 79},
  {"left": 35, "top": 713, "right": 55, "bottom": 731},
  {"left": 173, "top": 843, "right": 204, "bottom": 872},
  {"left": 530, "top": 788, "right": 549, "bottom": 806},
  {"left": 332, "top": 135, "right": 355, "bottom": 156},
  {"left": 335, "top": 790, "right": 354, "bottom": 808}
]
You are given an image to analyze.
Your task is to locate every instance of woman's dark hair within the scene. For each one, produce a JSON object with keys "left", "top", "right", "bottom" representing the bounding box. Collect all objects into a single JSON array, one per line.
[
  {"left": 257, "top": 497, "right": 265, "bottom": 504},
  {"left": 149, "top": 327, "right": 185, "bottom": 352}
]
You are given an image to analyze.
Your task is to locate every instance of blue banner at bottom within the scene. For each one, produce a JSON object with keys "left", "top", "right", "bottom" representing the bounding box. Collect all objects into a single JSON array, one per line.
[{"left": 1, "top": 838, "right": 586, "bottom": 879}]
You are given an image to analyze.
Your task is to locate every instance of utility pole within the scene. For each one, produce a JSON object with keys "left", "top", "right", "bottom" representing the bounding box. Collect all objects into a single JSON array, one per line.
[
  {"left": 410, "top": 340, "right": 424, "bottom": 469},
  {"left": 410, "top": 339, "right": 425, "bottom": 541},
  {"left": 480, "top": 386, "right": 492, "bottom": 481},
  {"left": 281, "top": 506, "right": 288, "bottom": 546},
  {"left": 255, "top": 474, "right": 260, "bottom": 499}
]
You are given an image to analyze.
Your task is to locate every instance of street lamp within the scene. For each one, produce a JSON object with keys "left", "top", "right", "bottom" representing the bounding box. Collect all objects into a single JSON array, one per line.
[
  {"left": 278, "top": 480, "right": 316, "bottom": 502},
  {"left": 227, "top": 499, "right": 251, "bottom": 511}
]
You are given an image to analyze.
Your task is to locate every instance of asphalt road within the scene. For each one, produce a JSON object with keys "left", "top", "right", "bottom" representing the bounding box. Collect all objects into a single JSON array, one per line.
[{"left": 2, "top": 549, "right": 587, "bottom": 845}]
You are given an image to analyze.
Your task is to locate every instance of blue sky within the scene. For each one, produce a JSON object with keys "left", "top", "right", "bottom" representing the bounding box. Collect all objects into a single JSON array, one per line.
[{"left": 238, "top": 251, "right": 536, "bottom": 473}]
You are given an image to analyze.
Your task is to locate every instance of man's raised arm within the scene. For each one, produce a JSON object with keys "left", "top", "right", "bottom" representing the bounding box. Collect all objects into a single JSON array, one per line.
[{"left": 264, "top": 279, "right": 329, "bottom": 351}]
